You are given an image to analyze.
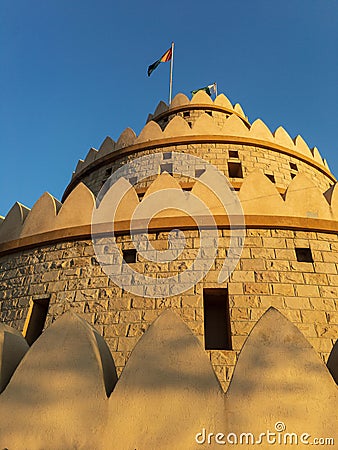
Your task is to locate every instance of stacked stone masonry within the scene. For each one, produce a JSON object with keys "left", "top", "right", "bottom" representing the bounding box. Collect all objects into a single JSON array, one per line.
[
  {"left": 78, "top": 144, "right": 333, "bottom": 199},
  {"left": 0, "top": 228, "right": 337, "bottom": 391}
]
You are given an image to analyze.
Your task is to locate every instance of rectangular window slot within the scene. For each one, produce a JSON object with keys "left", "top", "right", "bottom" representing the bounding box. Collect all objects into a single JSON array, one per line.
[
  {"left": 182, "top": 186, "right": 192, "bottom": 192},
  {"left": 123, "top": 249, "right": 137, "bottom": 264},
  {"left": 205, "top": 111, "right": 213, "bottom": 116},
  {"left": 137, "top": 192, "right": 145, "bottom": 201},
  {"left": 24, "top": 297, "right": 50, "bottom": 346},
  {"left": 105, "top": 167, "right": 112, "bottom": 177},
  {"left": 265, "top": 173, "right": 276, "bottom": 183},
  {"left": 203, "top": 288, "right": 232, "bottom": 350},
  {"left": 229, "top": 150, "right": 239, "bottom": 159},
  {"left": 188, "top": 122, "right": 192, "bottom": 128},
  {"left": 295, "top": 247, "right": 313, "bottom": 263},
  {"left": 228, "top": 161, "right": 243, "bottom": 178},
  {"left": 163, "top": 152, "right": 172, "bottom": 160},
  {"left": 290, "top": 162, "right": 298, "bottom": 171},
  {"left": 291, "top": 173, "right": 296, "bottom": 179},
  {"left": 195, "top": 168, "right": 206, "bottom": 178},
  {"left": 160, "top": 163, "right": 173, "bottom": 174},
  {"left": 183, "top": 111, "right": 190, "bottom": 118}
]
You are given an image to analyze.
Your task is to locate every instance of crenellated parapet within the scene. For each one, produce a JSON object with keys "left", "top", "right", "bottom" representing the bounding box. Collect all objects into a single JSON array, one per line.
[
  {"left": 67, "top": 92, "right": 333, "bottom": 201},
  {"left": 1, "top": 171, "right": 338, "bottom": 252},
  {"left": 0, "top": 309, "right": 336, "bottom": 448}
]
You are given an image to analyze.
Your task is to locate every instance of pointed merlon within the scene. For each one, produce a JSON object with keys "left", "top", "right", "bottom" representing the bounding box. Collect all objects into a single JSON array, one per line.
[
  {"left": 83, "top": 147, "right": 98, "bottom": 166},
  {"left": 192, "top": 112, "right": 222, "bottom": 135},
  {"left": 153, "top": 100, "right": 168, "bottom": 116},
  {"left": 0, "top": 313, "right": 117, "bottom": 449},
  {"left": 135, "top": 121, "right": 163, "bottom": 143},
  {"left": 20, "top": 192, "right": 62, "bottom": 238},
  {"left": 0, "top": 323, "right": 29, "bottom": 393},
  {"left": 294, "top": 135, "right": 313, "bottom": 158},
  {"left": 284, "top": 173, "right": 331, "bottom": 219},
  {"left": 0, "top": 202, "right": 30, "bottom": 243},
  {"left": 239, "top": 170, "right": 286, "bottom": 215},
  {"left": 163, "top": 115, "right": 192, "bottom": 138},
  {"left": 98, "top": 136, "right": 115, "bottom": 158},
  {"left": 116, "top": 127, "right": 136, "bottom": 150},
  {"left": 221, "top": 114, "right": 250, "bottom": 136},
  {"left": 141, "top": 173, "right": 187, "bottom": 219},
  {"left": 191, "top": 90, "right": 213, "bottom": 104},
  {"left": 214, "top": 93, "right": 233, "bottom": 109},
  {"left": 103, "top": 310, "right": 224, "bottom": 449},
  {"left": 250, "top": 118, "right": 274, "bottom": 142},
  {"left": 94, "top": 177, "right": 139, "bottom": 224},
  {"left": 226, "top": 307, "right": 337, "bottom": 438},
  {"left": 311, "top": 146, "right": 324, "bottom": 165},
  {"left": 234, "top": 103, "right": 245, "bottom": 117},
  {"left": 274, "top": 126, "right": 295, "bottom": 148},
  {"left": 56, "top": 183, "right": 95, "bottom": 228},
  {"left": 169, "top": 93, "right": 189, "bottom": 109},
  {"left": 74, "top": 159, "right": 85, "bottom": 174}
]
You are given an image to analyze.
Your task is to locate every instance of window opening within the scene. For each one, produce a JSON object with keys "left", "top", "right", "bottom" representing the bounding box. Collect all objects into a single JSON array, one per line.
[
  {"left": 203, "top": 288, "right": 232, "bottom": 350},
  {"left": 23, "top": 297, "right": 50, "bottom": 346}
]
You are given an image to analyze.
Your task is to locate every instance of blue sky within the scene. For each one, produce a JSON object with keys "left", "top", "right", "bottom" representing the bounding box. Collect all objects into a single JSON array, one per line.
[{"left": 1, "top": 0, "right": 337, "bottom": 217}]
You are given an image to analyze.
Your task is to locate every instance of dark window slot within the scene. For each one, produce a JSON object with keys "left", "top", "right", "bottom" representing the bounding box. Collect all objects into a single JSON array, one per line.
[
  {"left": 289, "top": 162, "right": 298, "bottom": 171},
  {"left": 203, "top": 288, "right": 232, "bottom": 350},
  {"left": 229, "top": 150, "right": 239, "bottom": 159},
  {"left": 163, "top": 152, "right": 172, "bottom": 160},
  {"left": 25, "top": 298, "right": 50, "bottom": 346},
  {"left": 295, "top": 247, "right": 313, "bottom": 263},
  {"left": 123, "top": 249, "right": 137, "bottom": 264},
  {"left": 205, "top": 111, "right": 213, "bottom": 116},
  {"left": 160, "top": 163, "right": 173, "bottom": 174},
  {"left": 183, "top": 111, "right": 190, "bottom": 118},
  {"left": 228, "top": 161, "right": 243, "bottom": 178}
]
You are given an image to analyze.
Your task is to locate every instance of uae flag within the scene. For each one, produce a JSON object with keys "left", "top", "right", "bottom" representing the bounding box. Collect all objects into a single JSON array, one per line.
[{"left": 147, "top": 47, "right": 172, "bottom": 76}]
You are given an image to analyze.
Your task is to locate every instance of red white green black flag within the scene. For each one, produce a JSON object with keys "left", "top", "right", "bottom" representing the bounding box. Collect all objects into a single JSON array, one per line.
[{"left": 147, "top": 47, "right": 172, "bottom": 77}]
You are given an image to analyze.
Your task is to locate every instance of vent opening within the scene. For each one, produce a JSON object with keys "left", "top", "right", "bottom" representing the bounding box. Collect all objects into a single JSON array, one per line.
[
  {"left": 295, "top": 247, "right": 313, "bottom": 263},
  {"left": 228, "top": 161, "right": 243, "bottom": 178},
  {"left": 203, "top": 288, "right": 232, "bottom": 350},
  {"left": 229, "top": 150, "right": 239, "bottom": 159},
  {"left": 24, "top": 297, "right": 50, "bottom": 346},
  {"left": 123, "top": 249, "right": 137, "bottom": 264}
]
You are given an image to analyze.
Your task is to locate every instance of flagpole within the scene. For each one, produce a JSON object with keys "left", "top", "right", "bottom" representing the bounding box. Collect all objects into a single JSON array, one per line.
[{"left": 169, "top": 42, "right": 174, "bottom": 104}]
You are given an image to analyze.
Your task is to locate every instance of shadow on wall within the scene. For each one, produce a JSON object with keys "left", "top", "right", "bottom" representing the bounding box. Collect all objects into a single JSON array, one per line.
[{"left": 0, "top": 307, "right": 336, "bottom": 449}]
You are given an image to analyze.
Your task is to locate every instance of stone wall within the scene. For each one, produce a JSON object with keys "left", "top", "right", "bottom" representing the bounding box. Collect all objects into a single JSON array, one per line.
[
  {"left": 76, "top": 143, "right": 333, "bottom": 199},
  {"left": 0, "top": 227, "right": 337, "bottom": 390}
]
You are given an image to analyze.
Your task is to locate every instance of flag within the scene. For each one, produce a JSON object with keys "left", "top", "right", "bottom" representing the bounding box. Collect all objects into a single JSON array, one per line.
[
  {"left": 147, "top": 47, "right": 172, "bottom": 77},
  {"left": 191, "top": 83, "right": 217, "bottom": 96}
]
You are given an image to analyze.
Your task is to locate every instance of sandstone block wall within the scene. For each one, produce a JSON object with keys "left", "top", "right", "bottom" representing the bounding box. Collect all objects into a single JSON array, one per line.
[
  {"left": 77, "top": 143, "right": 333, "bottom": 200},
  {"left": 0, "top": 227, "right": 337, "bottom": 390}
]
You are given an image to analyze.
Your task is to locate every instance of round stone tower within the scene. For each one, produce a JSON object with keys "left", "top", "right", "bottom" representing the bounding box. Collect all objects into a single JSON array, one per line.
[{"left": 0, "top": 90, "right": 337, "bottom": 391}]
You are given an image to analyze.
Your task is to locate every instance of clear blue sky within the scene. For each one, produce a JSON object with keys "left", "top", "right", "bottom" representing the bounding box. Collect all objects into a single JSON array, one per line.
[{"left": 1, "top": 0, "right": 337, "bottom": 217}]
